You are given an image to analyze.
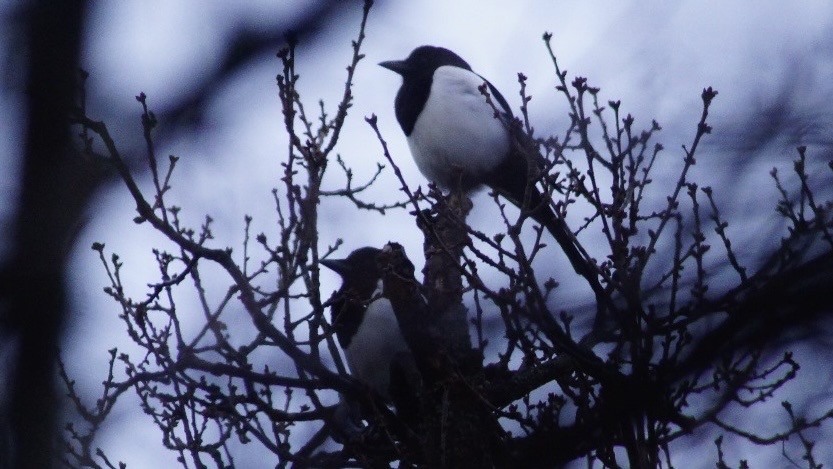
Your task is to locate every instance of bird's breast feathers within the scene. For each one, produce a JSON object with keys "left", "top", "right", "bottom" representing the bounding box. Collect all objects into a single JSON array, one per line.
[
  {"left": 407, "top": 65, "right": 510, "bottom": 190},
  {"left": 343, "top": 284, "right": 408, "bottom": 398}
]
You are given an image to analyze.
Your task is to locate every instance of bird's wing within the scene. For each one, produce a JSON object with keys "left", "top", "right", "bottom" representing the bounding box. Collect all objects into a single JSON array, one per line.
[{"left": 478, "top": 74, "right": 513, "bottom": 119}]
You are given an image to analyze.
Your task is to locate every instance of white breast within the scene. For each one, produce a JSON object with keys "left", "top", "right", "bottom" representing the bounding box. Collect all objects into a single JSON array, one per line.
[
  {"left": 407, "top": 65, "right": 511, "bottom": 189},
  {"left": 343, "top": 282, "right": 409, "bottom": 398}
]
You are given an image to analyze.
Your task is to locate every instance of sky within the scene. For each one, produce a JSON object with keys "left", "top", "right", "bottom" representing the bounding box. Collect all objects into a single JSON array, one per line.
[{"left": 2, "top": 0, "right": 833, "bottom": 466}]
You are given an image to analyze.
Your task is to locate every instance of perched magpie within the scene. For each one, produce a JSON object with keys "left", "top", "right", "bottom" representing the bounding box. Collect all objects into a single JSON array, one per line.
[
  {"left": 380, "top": 46, "right": 600, "bottom": 289},
  {"left": 321, "top": 247, "right": 409, "bottom": 399},
  {"left": 379, "top": 46, "right": 564, "bottom": 237}
]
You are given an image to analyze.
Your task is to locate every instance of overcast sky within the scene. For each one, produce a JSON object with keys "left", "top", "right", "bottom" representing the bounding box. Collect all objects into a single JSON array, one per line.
[{"left": 3, "top": 0, "right": 832, "bottom": 466}]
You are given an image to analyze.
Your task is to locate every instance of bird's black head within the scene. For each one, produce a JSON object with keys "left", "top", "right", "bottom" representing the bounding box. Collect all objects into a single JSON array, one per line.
[
  {"left": 380, "top": 46, "right": 474, "bottom": 136},
  {"left": 321, "top": 246, "right": 382, "bottom": 293},
  {"left": 379, "top": 45, "right": 472, "bottom": 80}
]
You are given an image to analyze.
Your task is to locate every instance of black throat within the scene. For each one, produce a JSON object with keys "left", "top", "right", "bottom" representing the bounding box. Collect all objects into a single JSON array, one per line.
[
  {"left": 328, "top": 249, "right": 381, "bottom": 348},
  {"left": 395, "top": 77, "right": 432, "bottom": 136},
  {"left": 330, "top": 284, "right": 375, "bottom": 348}
]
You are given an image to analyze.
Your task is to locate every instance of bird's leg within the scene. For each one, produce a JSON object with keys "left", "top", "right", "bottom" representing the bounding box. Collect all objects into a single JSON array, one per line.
[{"left": 449, "top": 164, "right": 470, "bottom": 195}]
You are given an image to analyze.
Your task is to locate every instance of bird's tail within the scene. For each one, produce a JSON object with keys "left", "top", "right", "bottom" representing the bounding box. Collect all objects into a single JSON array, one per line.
[
  {"left": 527, "top": 190, "right": 606, "bottom": 302},
  {"left": 485, "top": 140, "right": 605, "bottom": 301}
]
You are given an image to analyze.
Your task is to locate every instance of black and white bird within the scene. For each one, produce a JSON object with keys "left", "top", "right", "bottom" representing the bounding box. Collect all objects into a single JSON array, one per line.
[
  {"left": 378, "top": 45, "right": 552, "bottom": 218},
  {"left": 321, "top": 247, "right": 409, "bottom": 399},
  {"left": 380, "top": 46, "right": 598, "bottom": 287}
]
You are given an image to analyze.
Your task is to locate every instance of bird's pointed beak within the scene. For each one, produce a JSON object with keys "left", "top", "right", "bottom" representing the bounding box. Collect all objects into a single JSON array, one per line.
[
  {"left": 379, "top": 59, "right": 409, "bottom": 75},
  {"left": 320, "top": 258, "right": 351, "bottom": 276}
]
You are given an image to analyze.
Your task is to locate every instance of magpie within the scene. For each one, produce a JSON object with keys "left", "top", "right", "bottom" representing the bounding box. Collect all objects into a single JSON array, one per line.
[
  {"left": 321, "top": 247, "right": 409, "bottom": 399},
  {"left": 380, "top": 46, "right": 600, "bottom": 289}
]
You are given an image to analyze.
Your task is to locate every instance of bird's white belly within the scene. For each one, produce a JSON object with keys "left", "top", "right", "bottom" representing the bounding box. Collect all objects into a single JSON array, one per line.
[
  {"left": 407, "top": 66, "right": 510, "bottom": 189},
  {"left": 343, "top": 296, "right": 409, "bottom": 398}
]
